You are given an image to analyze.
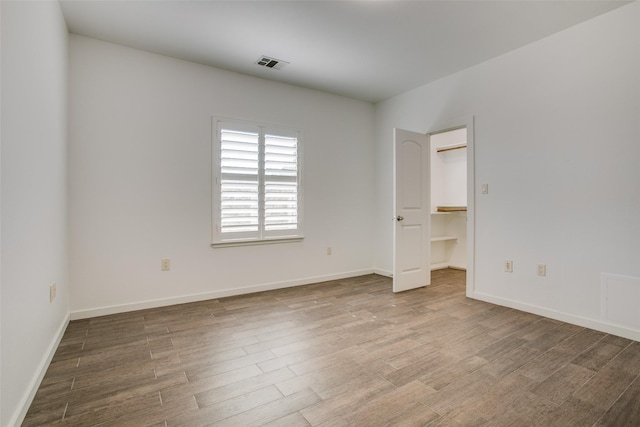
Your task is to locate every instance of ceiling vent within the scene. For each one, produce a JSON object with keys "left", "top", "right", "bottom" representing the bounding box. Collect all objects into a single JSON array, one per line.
[{"left": 256, "top": 56, "right": 289, "bottom": 70}]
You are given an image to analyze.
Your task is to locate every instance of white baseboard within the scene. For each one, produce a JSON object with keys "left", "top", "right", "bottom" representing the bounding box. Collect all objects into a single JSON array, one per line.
[
  {"left": 373, "top": 268, "right": 392, "bottom": 278},
  {"left": 431, "top": 264, "right": 466, "bottom": 271},
  {"left": 10, "top": 312, "right": 70, "bottom": 427},
  {"left": 70, "top": 269, "right": 375, "bottom": 320},
  {"left": 472, "top": 291, "right": 640, "bottom": 342}
]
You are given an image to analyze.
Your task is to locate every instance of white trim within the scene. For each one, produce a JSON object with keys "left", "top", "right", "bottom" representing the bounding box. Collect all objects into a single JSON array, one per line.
[
  {"left": 10, "top": 313, "right": 70, "bottom": 427},
  {"left": 211, "top": 236, "right": 303, "bottom": 248},
  {"left": 431, "top": 264, "right": 467, "bottom": 271},
  {"left": 472, "top": 291, "right": 640, "bottom": 342},
  {"left": 70, "top": 269, "right": 374, "bottom": 320}
]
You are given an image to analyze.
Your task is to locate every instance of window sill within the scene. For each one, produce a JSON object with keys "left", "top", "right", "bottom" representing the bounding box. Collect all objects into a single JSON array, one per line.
[{"left": 211, "top": 237, "right": 304, "bottom": 248}]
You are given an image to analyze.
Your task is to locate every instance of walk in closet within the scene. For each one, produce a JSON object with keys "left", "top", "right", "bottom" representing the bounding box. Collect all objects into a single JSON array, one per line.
[{"left": 430, "top": 128, "right": 467, "bottom": 270}]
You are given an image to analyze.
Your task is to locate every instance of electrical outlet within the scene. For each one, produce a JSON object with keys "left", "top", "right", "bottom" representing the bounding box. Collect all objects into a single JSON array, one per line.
[
  {"left": 537, "top": 264, "right": 546, "bottom": 276},
  {"left": 326, "top": 247, "right": 332, "bottom": 255},
  {"left": 161, "top": 258, "right": 171, "bottom": 271},
  {"left": 504, "top": 260, "right": 513, "bottom": 273},
  {"left": 50, "top": 283, "right": 57, "bottom": 303}
]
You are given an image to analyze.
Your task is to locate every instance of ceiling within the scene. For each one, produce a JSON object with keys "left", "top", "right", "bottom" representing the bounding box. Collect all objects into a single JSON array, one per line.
[{"left": 60, "top": 0, "right": 629, "bottom": 103}]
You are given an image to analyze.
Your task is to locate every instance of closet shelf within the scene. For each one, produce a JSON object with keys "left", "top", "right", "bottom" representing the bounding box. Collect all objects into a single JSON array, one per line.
[
  {"left": 436, "top": 206, "right": 467, "bottom": 212},
  {"left": 436, "top": 143, "right": 467, "bottom": 153},
  {"left": 431, "top": 236, "right": 458, "bottom": 242}
]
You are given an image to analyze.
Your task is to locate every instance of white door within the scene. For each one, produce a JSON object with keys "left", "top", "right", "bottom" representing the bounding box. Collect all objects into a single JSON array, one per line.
[{"left": 393, "top": 128, "right": 430, "bottom": 292}]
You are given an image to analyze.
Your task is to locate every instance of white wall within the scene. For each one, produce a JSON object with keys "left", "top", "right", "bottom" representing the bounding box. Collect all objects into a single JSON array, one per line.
[
  {"left": 69, "top": 35, "right": 375, "bottom": 317},
  {"left": 430, "top": 128, "right": 467, "bottom": 212},
  {"left": 1, "top": 1, "right": 69, "bottom": 425},
  {"left": 374, "top": 2, "right": 640, "bottom": 337}
]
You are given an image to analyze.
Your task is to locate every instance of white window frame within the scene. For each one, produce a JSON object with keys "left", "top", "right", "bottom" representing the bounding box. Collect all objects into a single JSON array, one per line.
[{"left": 212, "top": 117, "right": 304, "bottom": 247}]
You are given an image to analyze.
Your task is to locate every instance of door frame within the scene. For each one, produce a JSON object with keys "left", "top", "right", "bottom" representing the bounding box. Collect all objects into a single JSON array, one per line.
[{"left": 426, "top": 116, "right": 475, "bottom": 297}]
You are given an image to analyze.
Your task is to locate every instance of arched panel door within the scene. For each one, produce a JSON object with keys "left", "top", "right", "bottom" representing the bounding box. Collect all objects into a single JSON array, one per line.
[{"left": 393, "top": 128, "right": 430, "bottom": 292}]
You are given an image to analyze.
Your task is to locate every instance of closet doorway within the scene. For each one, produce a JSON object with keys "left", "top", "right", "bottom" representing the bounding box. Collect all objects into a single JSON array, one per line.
[
  {"left": 429, "top": 127, "right": 467, "bottom": 271},
  {"left": 392, "top": 117, "right": 475, "bottom": 296}
]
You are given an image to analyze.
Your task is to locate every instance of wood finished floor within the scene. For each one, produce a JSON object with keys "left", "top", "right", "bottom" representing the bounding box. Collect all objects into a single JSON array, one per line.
[{"left": 24, "top": 269, "right": 640, "bottom": 426}]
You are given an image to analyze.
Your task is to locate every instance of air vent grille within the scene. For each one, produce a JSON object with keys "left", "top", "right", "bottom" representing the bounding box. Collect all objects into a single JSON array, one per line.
[{"left": 256, "top": 56, "right": 289, "bottom": 70}]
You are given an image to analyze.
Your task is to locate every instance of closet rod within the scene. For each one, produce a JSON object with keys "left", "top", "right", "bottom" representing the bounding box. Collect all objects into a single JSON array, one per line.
[{"left": 436, "top": 143, "right": 467, "bottom": 153}]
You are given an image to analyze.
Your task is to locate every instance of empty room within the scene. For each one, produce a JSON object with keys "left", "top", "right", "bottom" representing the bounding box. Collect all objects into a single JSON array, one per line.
[{"left": 2, "top": 0, "right": 639, "bottom": 426}]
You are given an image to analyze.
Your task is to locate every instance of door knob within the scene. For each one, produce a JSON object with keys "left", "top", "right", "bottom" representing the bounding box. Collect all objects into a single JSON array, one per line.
[{"left": 396, "top": 216, "right": 404, "bottom": 221}]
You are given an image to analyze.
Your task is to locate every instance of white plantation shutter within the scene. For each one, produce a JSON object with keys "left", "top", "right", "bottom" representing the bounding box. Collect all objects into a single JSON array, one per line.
[
  {"left": 264, "top": 134, "right": 298, "bottom": 232},
  {"left": 220, "top": 129, "right": 259, "bottom": 234},
  {"left": 213, "top": 118, "right": 303, "bottom": 244}
]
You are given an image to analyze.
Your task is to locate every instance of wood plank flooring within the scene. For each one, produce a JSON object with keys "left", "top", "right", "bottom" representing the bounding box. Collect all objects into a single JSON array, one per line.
[{"left": 23, "top": 269, "right": 640, "bottom": 426}]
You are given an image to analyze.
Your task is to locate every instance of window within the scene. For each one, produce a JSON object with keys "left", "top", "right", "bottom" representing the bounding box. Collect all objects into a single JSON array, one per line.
[{"left": 212, "top": 118, "right": 303, "bottom": 245}]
